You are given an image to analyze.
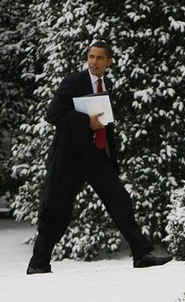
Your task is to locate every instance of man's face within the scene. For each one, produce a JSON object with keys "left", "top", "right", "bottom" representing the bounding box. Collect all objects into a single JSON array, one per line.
[{"left": 87, "top": 47, "right": 112, "bottom": 77}]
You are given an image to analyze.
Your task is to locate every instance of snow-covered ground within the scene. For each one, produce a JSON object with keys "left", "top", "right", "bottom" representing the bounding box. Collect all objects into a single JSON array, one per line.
[{"left": 0, "top": 219, "right": 185, "bottom": 302}]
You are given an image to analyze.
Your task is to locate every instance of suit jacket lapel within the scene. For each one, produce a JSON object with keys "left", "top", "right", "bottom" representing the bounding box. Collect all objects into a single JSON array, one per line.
[
  {"left": 79, "top": 70, "right": 93, "bottom": 95},
  {"left": 79, "top": 70, "right": 112, "bottom": 95}
]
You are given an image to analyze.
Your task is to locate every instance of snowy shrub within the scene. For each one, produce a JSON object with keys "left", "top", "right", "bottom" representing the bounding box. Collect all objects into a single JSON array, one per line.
[
  {"left": 9, "top": 0, "right": 185, "bottom": 260},
  {"left": 165, "top": 185, "right": 185, "bottom": 260},
  {"left": 0, "top": 0, "right": 34, "bottom": 202}
]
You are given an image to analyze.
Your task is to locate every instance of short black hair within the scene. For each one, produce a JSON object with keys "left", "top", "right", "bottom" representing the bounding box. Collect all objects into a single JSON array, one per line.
[{"left": 88, "top": 41, "right": 113, "bottom": 58}]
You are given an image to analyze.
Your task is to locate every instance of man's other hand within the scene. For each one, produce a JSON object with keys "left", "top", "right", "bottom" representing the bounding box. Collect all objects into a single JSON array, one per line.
[{"left": 89, "top": 113, "right": 104, "bottom": 130}]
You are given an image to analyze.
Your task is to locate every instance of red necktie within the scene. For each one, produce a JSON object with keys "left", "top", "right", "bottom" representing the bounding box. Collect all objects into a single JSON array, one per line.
[{"left": 94, "top": 78, "right": 107, "bottom": 149}]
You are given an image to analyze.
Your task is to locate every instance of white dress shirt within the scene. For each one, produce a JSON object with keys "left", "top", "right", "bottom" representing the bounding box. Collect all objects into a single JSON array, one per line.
[
  {"left": 88, "top": 70, "right": 106, "bottom": 93},
  {"left": 88, "top": 70, "right": 111, "bottom": 155}
]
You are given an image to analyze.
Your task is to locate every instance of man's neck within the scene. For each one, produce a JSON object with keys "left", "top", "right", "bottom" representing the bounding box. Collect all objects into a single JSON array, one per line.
[
  {"left": 88, "top": 69, "right": 104, "bottom": 80},
  {"left": 88, "top": 69, "right": 106, "bottom": 93}
]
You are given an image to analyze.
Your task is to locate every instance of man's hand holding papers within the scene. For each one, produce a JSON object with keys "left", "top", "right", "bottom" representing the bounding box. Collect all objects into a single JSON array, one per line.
[
  {"left": 89, "top": 113, "right": 105, "bottom": 130},
  {"left": 73, "top": 93, "right": 114, "bottom": 126}
]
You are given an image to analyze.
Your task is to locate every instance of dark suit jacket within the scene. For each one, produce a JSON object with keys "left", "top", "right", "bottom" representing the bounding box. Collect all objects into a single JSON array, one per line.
[{"left": 45, "top": 69, "right": 118, "bottom": 174}]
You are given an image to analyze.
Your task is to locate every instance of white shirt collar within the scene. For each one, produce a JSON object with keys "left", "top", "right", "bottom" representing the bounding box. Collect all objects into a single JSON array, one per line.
[
  {"left": 88, "top": 69, "right": 104, "bottom": 84},
  {"left": 88, "top": 69, "right": 105, "bottom": 93}
]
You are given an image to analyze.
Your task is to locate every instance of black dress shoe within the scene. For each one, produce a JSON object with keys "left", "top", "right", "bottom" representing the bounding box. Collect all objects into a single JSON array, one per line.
[
  {"left": 134, "top": 252, "right": 173, "bottom": 268},
  {"left": 26, "top": 264, "right": 52, "bottom": 275}
]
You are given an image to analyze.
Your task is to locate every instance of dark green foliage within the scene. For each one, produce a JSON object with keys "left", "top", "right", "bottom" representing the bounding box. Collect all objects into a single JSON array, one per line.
[
  {"left": 92, "top": 0, "right": 124, "bottom": 13},
  {"left": 0, "top": 0, "right": 34, "bottom": 203},
  {"left": 3, "top": 0, "right": 185, "bottom": 259}
]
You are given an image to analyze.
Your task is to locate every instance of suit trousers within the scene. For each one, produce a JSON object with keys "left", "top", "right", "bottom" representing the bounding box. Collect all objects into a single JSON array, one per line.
[{"left": 30, "top": 147, "right": 153, "bottom": 268}]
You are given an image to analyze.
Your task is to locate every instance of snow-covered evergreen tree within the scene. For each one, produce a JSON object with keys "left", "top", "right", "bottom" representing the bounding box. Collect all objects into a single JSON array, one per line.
[
  {"left": 11, "top": 0, "right": 185, "bottom": 259},
  {"left": 0, "top": 0, "right": 34, "bottom": 199},
  {"left": 165, "top": 185, "right": 185, "bottom": 260}
]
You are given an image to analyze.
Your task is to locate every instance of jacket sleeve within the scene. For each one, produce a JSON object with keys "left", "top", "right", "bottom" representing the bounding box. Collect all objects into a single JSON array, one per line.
[
  {"left": 46, "top": 75, "right": 93, "bottom": 152},
  {"left": 46, "top": 76, "right": 89, "bottom": 127}
]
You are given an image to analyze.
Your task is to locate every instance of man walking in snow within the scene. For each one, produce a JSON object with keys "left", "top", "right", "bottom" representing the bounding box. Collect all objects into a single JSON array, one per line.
[{"left": 27, "top": 41, "right": 172, "bottom": 274}]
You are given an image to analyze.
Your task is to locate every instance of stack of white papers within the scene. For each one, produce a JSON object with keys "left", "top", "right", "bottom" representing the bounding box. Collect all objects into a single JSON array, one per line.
[{"left": 73, "top": 93, "right": 114, "bottom": 125}]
